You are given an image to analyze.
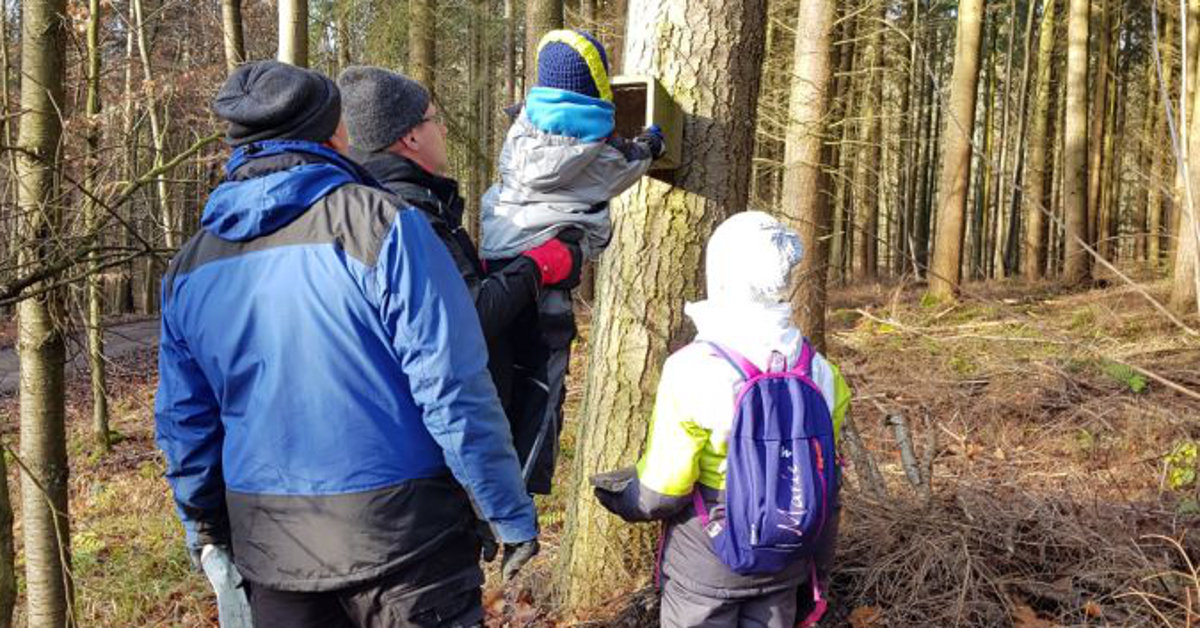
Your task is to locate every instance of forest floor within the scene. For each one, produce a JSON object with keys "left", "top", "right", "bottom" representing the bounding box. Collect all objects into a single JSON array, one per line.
[{"left": 0, "top": 275, "right": 1196, "bottom": 627}]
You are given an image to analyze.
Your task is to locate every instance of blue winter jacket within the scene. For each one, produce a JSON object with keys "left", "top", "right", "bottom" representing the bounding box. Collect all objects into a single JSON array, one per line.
[{"left": 154, "top": 140, "right": 536, "bottom": 591}]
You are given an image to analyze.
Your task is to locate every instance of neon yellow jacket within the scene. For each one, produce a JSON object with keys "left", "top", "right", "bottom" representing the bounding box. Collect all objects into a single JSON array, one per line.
[{"left": 634, "top": 302, "right": 851, "bottom": 498}]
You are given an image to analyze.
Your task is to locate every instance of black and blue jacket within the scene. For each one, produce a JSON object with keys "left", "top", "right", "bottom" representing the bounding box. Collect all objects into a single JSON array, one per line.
[{"left": 154, "top": 140, "right": 536, "bottom": 591}]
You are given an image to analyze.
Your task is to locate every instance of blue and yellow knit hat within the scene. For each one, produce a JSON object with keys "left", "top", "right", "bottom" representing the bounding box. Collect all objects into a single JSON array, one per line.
[{"left": 536, "top": 30, "right": 613, "bottom": 101}]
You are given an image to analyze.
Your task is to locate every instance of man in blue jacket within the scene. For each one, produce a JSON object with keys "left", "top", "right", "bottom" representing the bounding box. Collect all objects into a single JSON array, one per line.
[{"left": 155, "top": 60, "right": 538, "bottom": 627}]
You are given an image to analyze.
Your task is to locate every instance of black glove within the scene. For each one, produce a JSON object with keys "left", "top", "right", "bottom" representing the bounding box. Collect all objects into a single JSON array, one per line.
[
  {"left": 635, "top": 125, "right": 666, "bottom": 160},
  {"left": 501, "top": 539, "right": 540, "bottom": 581},
  {"left": 476, "top": 520, "right": 499, "bottom": 563}
]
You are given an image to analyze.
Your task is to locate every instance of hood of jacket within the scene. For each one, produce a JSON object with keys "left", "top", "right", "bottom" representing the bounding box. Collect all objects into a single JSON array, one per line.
[
  {"left": 524, "top": 86, "right": 615, "bottom": 141},
  {"left": 201, "top": 140, "right": 372, "bottom": 242},
  {"left": 685, "top": 211, "right": 807, "bottom": 365}
]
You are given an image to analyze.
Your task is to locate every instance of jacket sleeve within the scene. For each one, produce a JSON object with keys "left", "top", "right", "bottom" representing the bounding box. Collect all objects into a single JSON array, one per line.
[
  {"left": 583, "top": 144, "right": 654, "bottom": 199},
  {"left": 375, "top": 208, "right": 538, "bottom": 543},
  {"left": 594, "top": 361, "right": 707, "bottom": 521},
  {"left": 154, "top": 290, "right": 228, "bottom": 549},
  {"left": 454, "top": 247, "right": 541, "bottom": 343}
]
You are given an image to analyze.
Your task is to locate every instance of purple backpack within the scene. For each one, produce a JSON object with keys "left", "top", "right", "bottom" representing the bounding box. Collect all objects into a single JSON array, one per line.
[{"left": 692, "top": 340, "right": 839, "bottom": 576}]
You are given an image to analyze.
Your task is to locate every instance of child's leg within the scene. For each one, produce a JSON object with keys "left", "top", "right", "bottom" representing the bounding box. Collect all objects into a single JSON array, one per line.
[
  {"left": 660, "top": 577, "right": 739, "bottom": 628},
  {"left": 735, "top": 585, "right": 798, "bottom": 628}
]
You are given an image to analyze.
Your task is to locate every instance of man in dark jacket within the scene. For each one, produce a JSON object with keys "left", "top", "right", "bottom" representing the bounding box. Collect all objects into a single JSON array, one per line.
[
  {"left": 337, "top": 66, "right": 580, "bottom": 495},
  {"left": 155, "top": 60, "right": 538, "bottom": 628}
]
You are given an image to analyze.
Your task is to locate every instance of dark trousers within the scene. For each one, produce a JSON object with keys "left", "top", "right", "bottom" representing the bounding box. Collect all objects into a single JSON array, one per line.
[
  {"left": 248, "top": 566, "right": 484, "bottom": 628},
  {"left": 660, "top": 576, "right": 798, "bottom": 628}
]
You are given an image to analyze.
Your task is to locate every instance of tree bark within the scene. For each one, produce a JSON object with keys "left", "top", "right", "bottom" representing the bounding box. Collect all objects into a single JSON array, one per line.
[
  {"left": 855, "top": 4, "right": 884, "bottom": 281},
  {"left": 525, "top": 0, "right": 564, "bottom": 88},
  {"left": 1150, "top": 14, "right": 1174, "bottom": 266},
  {"left": 829, "top": 9, "right": 860, "bottom": 285},
  {"left": 782, "top": 0, "right": 835, "bottom": 352},
  {"left": 278, "top": 0, "right": 309, "bottom": 67},
  {"left": 972, "top": 26, "right": 995, "bottom": 281},
  {"left": 1138, "top": 54, "right": 1156, "bottom": 262},
  {"left": 928, "top": 0, "right": 986, "bottom": 299},
  {"left": 1170, "top": 0, "right": 1200, "bottom": 262},
  {"left": 1062, "top": 0, "right": 1090, "bottom": 284},
  {"left": 1003, "top": 0, "right": 1038, "bottom": 276},
  {"left": 556, "top": 0, "right": 767, "bottom": 608},
  {"left": 132, "top": 0, "right": 174, "bottom": 250},
  {"left": 409, "top": 0, "right": 435, "bottom": 89},
  {"left": 1086, "top": 0, "right": 1111, "bottom": 250},
  {"left": 17, "top": 0, "right": 74, "bottom": 624},
  {"left": 1173, "top": 15, "right": 1200, "bottom": 314},
  {"left": 86, "top": 0, "right": 110, "bottom": 452},
  {"left": 1023, "top": 0, "right": 1057, "bottom": 280},
  {"left": 221, "top": 0, "right": 245, "bottom": 73}
]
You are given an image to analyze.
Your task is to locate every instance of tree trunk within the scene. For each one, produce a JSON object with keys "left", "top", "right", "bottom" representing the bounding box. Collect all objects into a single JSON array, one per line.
[
  {"left": 504, "top": 0, "right": 516, "bottom": 104},
  {"left": 829, "top": 10, "right": 860, "bottom": 285},
  {"left": 221, "top": 0, "right": 245, "bottom": 73},
  {"left": 1023, "top": 0, "right": 1057, "bottom": 280},
  {"left": 336, "top": 0, "right": 352, "bottom": 70},
  {"left": 1170, "top": 0, "right": 1200, "bottom": 263},
  {"left": 278, "top": 0, "right": 309, "bottom": 67},
  {"left": 1062, "top": 0, "right": 1090, "bottom": 284},
  {"left": 86, "top": 0, "right": 110, "bottom": 452},
  {"left": 525, "top": 0, "right": 564, "bottom": 89},
  {"left": 409, "top": 0, "right": 435, "bottom": 89},
  {"left": 1003, "top": 0, "right": 1038, "bottom": 276},
  {"left": 929, "top": 0, "right": 985, "bottom": 299},
  {"left": 557, "top": 0, "right": 767, "bottom": 607},
  {"left": 856, "top": 4, "right": 884, "bottom": 281},
  {"left": 17, "top": 0, "right": 74, "bottom": 624},
  {"left": 972, "top": 26, "right": 995, "bottom": 281},
  {"left": 915, "top": 29, "right": 938, "bottom": 276},
  {"left": 132, "top": 0, "right": 174, "bottom": 250},
  {"left": 992, "top": 0, "right": 1018, "bottom": 279},
  {"left": 1086, "top": 0, "right": 1111, "bottom": 250},
  {"left": 1098, "top": 52, "right": 1120, "bottom": 261},
  {"left": 782, "top": 0, "right": 835, "bottom": 353},
  {"left": 1173, "top": 17, "right": 1200, "bottom": 314},
  {"left": 1137, "top": 55, "right": 1155, "bottom": 262},
  {"left": 1150, "top": 15, "right": 1173, "bottom": 266}
]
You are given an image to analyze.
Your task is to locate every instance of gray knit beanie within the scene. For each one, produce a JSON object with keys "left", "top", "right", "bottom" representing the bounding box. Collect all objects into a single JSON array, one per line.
[
  {"left": 338, "top": 66, "right": 432, "bottom": 153},
  {"left": 213, "top": 60, "right": 342, "bottom": 147}
]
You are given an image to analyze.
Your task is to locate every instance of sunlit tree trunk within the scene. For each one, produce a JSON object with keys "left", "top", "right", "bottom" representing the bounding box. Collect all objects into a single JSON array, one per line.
[
  {"left": 410, "top": 0, "right": 435, "bottom": 89},
  {"left": 1062, "top": 0, "right": 1090, "bottom": 284},
  {"left": 16, "top": 0, "right": 74, "bottom": 624},
  {"left": 782, "top": 0, "right": 835, "bottom": 352},
  {"left": 1024, "top": 0, "right": 1058, "bottom": 280},
  {"left": 221, "top": 0, "right": 245, "bottom": 73},
  {"left": 278, "top": 0, "right": 308, "bottom": 66},
  {"left": 85, "top": 0, "right": 110, "bottom": 452},
  {"left": 929, "top": 0, "right": 986, "bottom": 299},
  {"left": 525, "top": 0, "right": 563, "bottom": 88},
  {"left": 557, "top": 0, "right": 767, "bottom": 608}
]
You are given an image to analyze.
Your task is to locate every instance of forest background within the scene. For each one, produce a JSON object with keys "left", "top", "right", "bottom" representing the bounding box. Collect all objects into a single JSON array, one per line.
[{"left": 0, "top": 0, "right": 1198, "bottom": 625}]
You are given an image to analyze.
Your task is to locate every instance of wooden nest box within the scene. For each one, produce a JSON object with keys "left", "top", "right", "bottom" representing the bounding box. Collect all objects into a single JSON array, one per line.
[{"left": 611, "top": 75, "right": 682, "bottom": 171}]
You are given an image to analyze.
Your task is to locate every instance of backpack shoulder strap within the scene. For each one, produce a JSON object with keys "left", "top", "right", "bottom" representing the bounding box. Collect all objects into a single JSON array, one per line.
[
  {"left": 694, "top": 341, "right": 761, "bottom": 380},
  {"left": 791, "top": 338, "right": 815, "bottom": 377}
]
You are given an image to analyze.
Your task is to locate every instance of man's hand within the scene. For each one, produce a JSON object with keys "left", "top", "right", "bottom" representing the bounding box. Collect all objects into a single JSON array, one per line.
[{"left": 501, "top": 539, "right": 540, "bottom": 581}]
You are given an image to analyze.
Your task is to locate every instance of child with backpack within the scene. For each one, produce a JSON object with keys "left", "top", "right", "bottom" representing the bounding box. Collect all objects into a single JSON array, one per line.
[{"left": 592, "top": 211, "right": 852, "bottom": 628}]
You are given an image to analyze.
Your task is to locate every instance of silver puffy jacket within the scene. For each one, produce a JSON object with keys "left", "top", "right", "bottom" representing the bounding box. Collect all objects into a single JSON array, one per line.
[{"left": 480, "top": 113, "right": 652, "bottom": 260}]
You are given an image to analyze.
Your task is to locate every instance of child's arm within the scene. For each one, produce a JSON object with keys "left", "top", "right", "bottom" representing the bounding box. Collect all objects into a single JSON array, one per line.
[{"left": 592, "top": 362, "right": 706, "bottom": 522}]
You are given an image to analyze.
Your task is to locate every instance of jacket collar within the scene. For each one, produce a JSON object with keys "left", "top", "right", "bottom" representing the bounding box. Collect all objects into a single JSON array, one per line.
[{"left": 352, "top": 149, "right": 465, "bottom": 229}]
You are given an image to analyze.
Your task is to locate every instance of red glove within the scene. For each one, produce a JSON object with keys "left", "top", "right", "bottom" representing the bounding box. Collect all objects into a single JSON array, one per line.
[{"left": 521, "top": 238, "right": 578, "bottom": 287}]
